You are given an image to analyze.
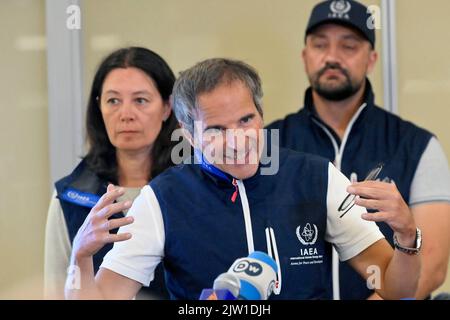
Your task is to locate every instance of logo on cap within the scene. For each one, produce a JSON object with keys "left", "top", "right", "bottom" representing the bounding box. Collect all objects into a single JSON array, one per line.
[{"left": 329, "top": 0, "right": 351, "bottom": 19}]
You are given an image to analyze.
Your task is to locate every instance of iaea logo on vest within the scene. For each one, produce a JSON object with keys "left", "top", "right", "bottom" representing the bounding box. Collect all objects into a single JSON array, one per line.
[
  {"left": 296, "top": 223, "right": 318, "bottom": 246},
  {"left": 67, "top": 191, "right": 90, "bottom": 204},
  {"left": 290, "top": 223, "right": 323, "bottom": 267}
]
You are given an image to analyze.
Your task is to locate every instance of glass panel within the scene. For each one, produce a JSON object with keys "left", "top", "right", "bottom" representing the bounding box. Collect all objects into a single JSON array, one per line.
[
  {"left": 397, "top": 0, "right": 450, "bottom": 157},
  {"left": 397, "top": 0, "right": 450, "bottom": 294},
  {"left": 83, "top": 0, "right": 383, "bottom": 124},
  {"left": 0, "top": 0, "right": 49, "bottom": 298}
]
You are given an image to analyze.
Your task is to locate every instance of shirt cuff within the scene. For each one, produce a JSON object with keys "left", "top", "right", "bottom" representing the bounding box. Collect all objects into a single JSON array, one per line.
[{"left": 100, "top": 258, "right": 154, "bottom": 287}]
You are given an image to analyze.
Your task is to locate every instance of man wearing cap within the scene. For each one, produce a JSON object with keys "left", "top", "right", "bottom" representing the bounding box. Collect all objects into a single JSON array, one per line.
[{"left": 268, "top": 0, "right": 450, "bottom": 300}]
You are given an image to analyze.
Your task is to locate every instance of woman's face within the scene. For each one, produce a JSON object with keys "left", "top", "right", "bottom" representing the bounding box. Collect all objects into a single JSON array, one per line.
[{"left": 100, "top": 67, "right": 171, "bottom": 154}]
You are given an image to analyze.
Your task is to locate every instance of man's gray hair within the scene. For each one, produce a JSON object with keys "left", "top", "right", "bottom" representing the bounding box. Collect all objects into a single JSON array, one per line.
[{"left": 171, "top": 58, "right": 264, "bottom": 135}]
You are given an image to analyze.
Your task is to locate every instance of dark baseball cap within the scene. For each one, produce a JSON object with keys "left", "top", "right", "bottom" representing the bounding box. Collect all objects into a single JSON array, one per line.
[{"left": 305, "top": 0, "right": 375, "bottom": 47}]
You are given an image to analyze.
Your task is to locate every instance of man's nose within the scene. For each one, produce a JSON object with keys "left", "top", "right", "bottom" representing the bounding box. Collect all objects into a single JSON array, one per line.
[
  {"left": 225, "top": 129, "right": 246, "bottom": 150},
  {"left": 324, "top": 44, "right": 341, "bottom": 64}
]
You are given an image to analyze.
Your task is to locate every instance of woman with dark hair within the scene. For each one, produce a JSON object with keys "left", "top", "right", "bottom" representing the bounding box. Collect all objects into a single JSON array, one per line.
[{"left": 44, "top": 47, "right": 179, "bottom": 299}]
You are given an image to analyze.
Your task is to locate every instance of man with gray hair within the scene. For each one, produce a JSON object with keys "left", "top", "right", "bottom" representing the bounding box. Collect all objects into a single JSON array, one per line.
[{"left": 66, "top": 58, "right": 421, "bottom": 300}]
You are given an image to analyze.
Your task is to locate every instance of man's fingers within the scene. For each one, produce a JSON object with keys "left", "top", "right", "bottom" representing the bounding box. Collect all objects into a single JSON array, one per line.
[
  {"left": 100, "top": 187, "right": 126, "bottom": 207},
  {"left": 354, "top": 197, "right": 385, "bottom": 211},
  {"left": 104, "top": 216, "right": 134, "bottom": 231},
  {"left": 97, "top": 201, "right": 132, "bottom": 220},
  {"left": 106, "top": 233, "right": 132, "bottom": 243},
  {"left": 351, "top": 180, "right": 389, "bottom": 188},
  {"left": 92, "top": 187, "right": 126, "bottom": 213},
  {"left": 347, "top": 184, "right": 391, "bottom": 200},
  {"left": 106, "top": 183, "right": 115, "bottom": 193},
  {"left": 361, "top": 211, "right": 389, "bottom": 222}
]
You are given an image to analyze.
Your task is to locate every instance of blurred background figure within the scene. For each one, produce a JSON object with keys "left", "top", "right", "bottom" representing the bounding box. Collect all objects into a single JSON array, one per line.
[{"left": 44, "top": 47, "right": 181, "bottom": 299}]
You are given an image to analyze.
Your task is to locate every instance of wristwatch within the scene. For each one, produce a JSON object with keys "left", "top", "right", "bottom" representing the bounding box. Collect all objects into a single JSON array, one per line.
[{"left": 393, "top": 228, "right": 422, "bottom": 255}]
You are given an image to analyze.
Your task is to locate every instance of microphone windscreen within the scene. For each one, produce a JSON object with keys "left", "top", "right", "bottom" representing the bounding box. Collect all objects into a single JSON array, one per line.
[
  {"left": 228, "top": 251, "right": 277, "bottom": 300},
  {"left": 213, "top": 272, "right": 240, "bottom": 298}
]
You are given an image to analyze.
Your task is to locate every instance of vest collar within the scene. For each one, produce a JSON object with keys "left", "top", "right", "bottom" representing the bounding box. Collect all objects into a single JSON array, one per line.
[
  {"left": 303, "top": 78, "right": 375, "bottom": 144},
  {"left": 55, "top": 159, "right": 107, "bottom": 208},
  {"left": 194, "top": 148, "right": 262, "bottom": 187},
  {"left": 193, "top": 141, "right": 277, "bottom": 190}
]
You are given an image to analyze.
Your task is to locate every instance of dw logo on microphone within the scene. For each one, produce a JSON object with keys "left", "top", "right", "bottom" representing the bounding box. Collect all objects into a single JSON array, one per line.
[{"left": 232, "top": 260, "right": 263, "bottom": 276}]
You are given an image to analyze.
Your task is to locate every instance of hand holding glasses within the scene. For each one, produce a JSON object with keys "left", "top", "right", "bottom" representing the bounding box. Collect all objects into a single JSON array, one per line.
[{"left": 338, "top": 163, "right": 384, "bottom": 218}]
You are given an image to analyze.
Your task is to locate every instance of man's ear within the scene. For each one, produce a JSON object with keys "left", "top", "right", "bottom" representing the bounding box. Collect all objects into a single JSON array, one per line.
[
  {"left": 302, "top": 47, "right": 310, "bottom": 75},
  {"left": 367, "top": 50, "right": 378, "bottom": 75}
]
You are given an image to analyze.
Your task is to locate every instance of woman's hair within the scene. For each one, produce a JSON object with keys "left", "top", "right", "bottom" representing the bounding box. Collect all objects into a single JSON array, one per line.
[{"left": 84, "top": 47, "right": 179, "bottom": 184}]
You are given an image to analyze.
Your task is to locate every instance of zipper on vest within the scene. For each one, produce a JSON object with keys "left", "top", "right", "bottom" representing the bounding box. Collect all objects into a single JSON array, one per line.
[
  {"left": 311, "top": 102, "right": 367, "bottom": 171},
  {"left": 311, "top": 102, "right": 366, "bottom": 301},
  {"left": 231, "top": 178, "right": 238, "bottom": 202}
]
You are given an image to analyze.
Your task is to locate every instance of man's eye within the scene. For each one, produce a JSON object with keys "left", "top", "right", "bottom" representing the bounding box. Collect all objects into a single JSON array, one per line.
[
  {"left": 342, "top": 42, "right": 358, "bottom": 51},
  {"left": 313, "top": 43, "right": 326, "bottom": 49},
  {"left": 240, "top": 116, "right": 253, "bottom": 124},
  {"left": 343, "top": 45, "right": 356, "bottom": 50}
]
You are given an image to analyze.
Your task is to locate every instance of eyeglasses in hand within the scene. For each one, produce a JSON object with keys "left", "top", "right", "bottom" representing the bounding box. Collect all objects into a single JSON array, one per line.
[{"left": 338, "top": 163, "right": 384, "bottom": 218}]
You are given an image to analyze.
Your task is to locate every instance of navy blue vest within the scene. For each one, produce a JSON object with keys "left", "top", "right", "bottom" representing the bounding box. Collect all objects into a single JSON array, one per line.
[
  {"left": 54, "top": 159, "right": 169, "bottom": 299},
  {"left": 267, "top": 80, "right": 433, "bottom": 299},
  {"left": 150, "top": 148, "right": 333, "bottom": 299}
]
